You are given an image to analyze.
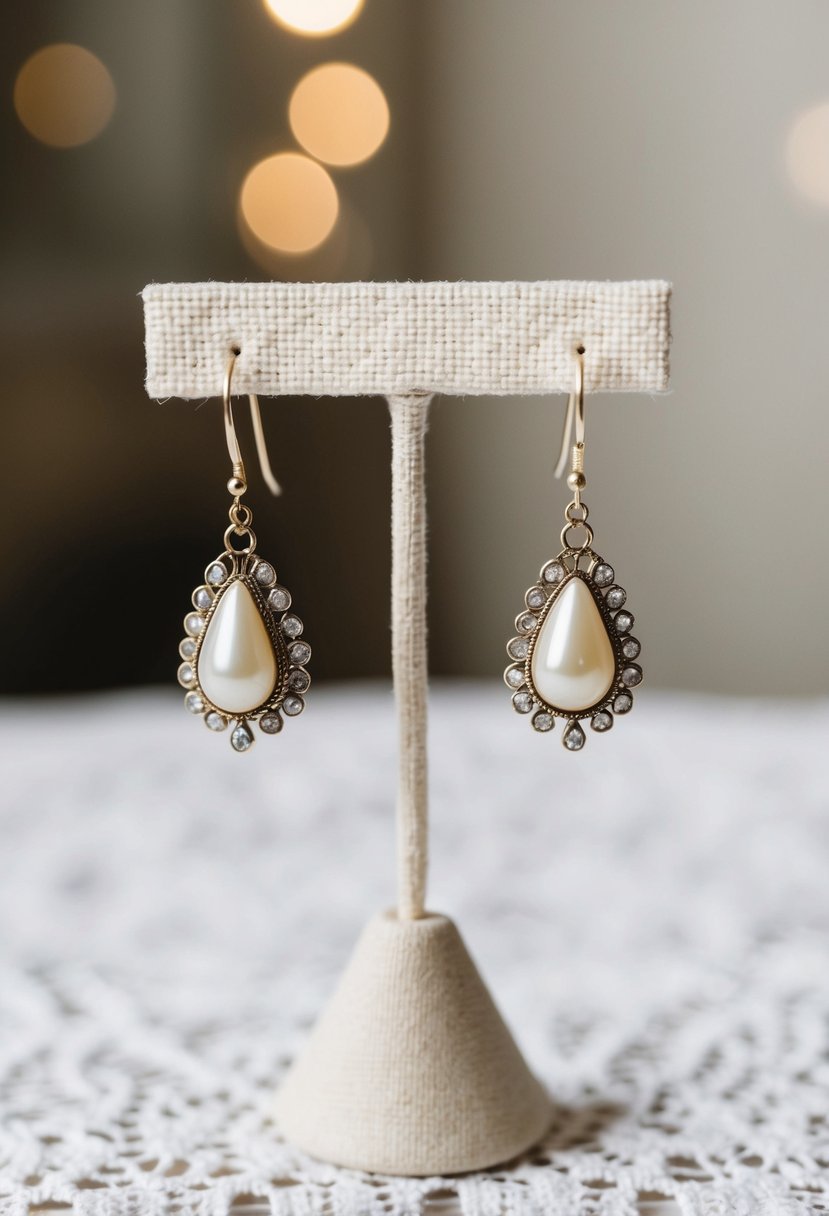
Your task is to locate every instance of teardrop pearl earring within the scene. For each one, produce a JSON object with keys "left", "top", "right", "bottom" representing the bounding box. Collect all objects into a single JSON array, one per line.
[
  {"left": 504, "top": 345, "right": 642, "bottom": 751},
  {"left": 177, "top": 350, "right": 311, "bottom": 752}
]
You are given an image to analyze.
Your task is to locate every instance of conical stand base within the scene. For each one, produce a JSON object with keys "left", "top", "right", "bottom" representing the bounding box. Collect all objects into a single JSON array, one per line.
[{"left": 274, "top": 910, "right": 552, "bottom": 1176}]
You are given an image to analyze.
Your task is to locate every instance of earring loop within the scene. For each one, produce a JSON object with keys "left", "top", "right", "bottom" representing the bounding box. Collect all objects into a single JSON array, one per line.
[
  {"left": 223, "top": 350, "right": 281, "bottom": 498},
  {"left": 553, "top": 344, "right": 585, "bottom": 480}
]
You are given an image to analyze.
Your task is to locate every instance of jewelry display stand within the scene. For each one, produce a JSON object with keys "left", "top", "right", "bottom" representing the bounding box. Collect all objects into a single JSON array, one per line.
[{"left": 142, "top": 280, "right": 671, "bottom": 1177}]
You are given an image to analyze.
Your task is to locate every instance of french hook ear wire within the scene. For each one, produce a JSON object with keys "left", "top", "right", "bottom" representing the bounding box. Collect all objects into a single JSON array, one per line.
[
  {"left": 554, "top": 343, "right": 586, "bottom": 482},
  {"left": 223, "top": 348, "right": 282, "bottom": 498}
]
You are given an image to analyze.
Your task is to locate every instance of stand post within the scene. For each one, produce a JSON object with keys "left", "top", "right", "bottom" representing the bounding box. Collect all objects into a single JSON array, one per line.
[
  {"left": 388, "top": 394, "right": 433, "bottom": 920},
  {"left": 272, "top": 388, "right": 553, "bottom": 1174}
]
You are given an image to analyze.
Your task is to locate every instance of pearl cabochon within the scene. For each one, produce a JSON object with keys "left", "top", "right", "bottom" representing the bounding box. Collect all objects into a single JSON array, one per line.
[
  {"left": 530, "top": 577, "right": 617, "bottom": 713},
  {"left": 197, "top": 580, "right": 278, "bottom": 714}
]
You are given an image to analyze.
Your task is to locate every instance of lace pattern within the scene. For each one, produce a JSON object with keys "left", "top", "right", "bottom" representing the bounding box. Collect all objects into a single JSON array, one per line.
[{"left": 0, "top": 686, "right": 827, "bottom": 1216}]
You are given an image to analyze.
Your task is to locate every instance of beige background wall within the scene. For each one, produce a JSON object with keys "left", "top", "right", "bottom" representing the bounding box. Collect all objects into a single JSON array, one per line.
[
  {"left": 421, "top": 0, "right": 829, "bottom": 694},
  {"left": 2, "top": 2, "right": 827, "bottom": 697}
]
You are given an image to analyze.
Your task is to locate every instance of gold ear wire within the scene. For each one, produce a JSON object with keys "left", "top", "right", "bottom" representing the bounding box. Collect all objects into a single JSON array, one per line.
[
  {"left": 223, "top": 349, "right": 281, "bottom": 498},
  {"left": 554, "top": 344, "right": 585, "bottom": 484}
]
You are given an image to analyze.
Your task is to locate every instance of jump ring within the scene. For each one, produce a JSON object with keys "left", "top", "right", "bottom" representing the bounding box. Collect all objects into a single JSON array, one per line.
[
  {"left": 565, "top": 501, "right": 589, "bottom": 524},
  {"left": 229, "top": 503, "right": 253, "bottom": 529},
  {"left": 224, "top": 524, "right": 257, "bottom": 555},
  {"left": 560, "top": 521, "right": 594, "bottom": 551}
]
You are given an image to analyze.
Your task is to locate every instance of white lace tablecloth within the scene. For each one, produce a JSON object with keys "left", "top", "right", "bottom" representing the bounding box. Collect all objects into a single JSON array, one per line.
[{"left": 1, "top": 684, "right": 827, "bottom": 1216}]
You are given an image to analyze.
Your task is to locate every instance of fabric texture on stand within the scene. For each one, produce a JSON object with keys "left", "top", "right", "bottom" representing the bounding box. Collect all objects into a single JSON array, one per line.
[{"left": 142, "top": 280, "right": 671, "bottom": 399}]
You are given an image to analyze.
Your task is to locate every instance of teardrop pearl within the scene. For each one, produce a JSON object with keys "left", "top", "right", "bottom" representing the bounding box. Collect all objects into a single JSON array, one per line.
[
  {"left": 197, "top": 580, "right": 278, "bottom": 714},
  {"left": 531, "top": 578, "right": 616, "bottom": 712}
]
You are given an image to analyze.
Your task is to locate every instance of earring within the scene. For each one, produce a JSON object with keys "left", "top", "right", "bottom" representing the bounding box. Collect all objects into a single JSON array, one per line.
[
  {"left": 504, "top": 346, "right": 642, "bottom": 751},
  {"left": 177, "top": 351, "right": 311, "bottom": 752}
]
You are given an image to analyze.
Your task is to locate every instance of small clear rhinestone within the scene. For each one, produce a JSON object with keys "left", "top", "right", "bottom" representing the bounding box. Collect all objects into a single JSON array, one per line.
[
  {"left": 562, "top": 720, "right": 586, "bottom": 751},
  {"left": 255, "top": 562, "right": 276, "bottom": 587},
  {"left": 613, "top": 692, "right": 633, "bottom": 714},
  {"left": 260, "top": 713, "right": 283, "bottom": 734},
  {"left": 177, "top": 663, "right": 195, "bottom": 688},
  {"left": 605, "top": 586, "right": 626, "bottom": 610},
  {"left": 283, "top": 694, "right": 305, "bottom": 717},
  {"left": 542, "top": 561, "right": 565, "bottom": 584},
  {"left": 622, "top": 636, "right": 641, "bottom": 660},
  {"left": 205, "top": 711, "right": 227, "bottom": 732},
  {"left": 504, "top": 665, "right": 526, "bottom": 690},
  {"left": 591, "top": 710, "right": 613, "bottom": 732},
  {"left": 206, "top": 562, "right": 227, "bottom": 586},
  {"left": 516, "top": 612, "right": 538, "bottom": 635},
  {"left": 192, "top": 586, "right": 213, "bottom": 611},
  {"left": 185, "top": 691, "right": 204, "bottom": 714},
  {"left": 281, "top": 614, "right": 303, "bottom": 639},
  {"left": 614, "top": 610, "right": 634, "bottom": 634},
  {"left": 288, "top": 668, "right": 311, "bottom": 693},
  {"left": 593, "top": 563, "right": 614, "bottom": 587},
  {"left": 512, "top": 691, "right": 534, "bottom": 714},
  {"left": 525, "top": 585, "right": 546, "bottom": 610},
  {"left": 179, "top": 637, "right": 196, "bottom": 660},
  {"left": 184, "top": 612, "right": 204, "bottom": 637},
  {"left": 231, "top": 723, "right": 255, "bottom": 752},
  {"left": 507, "top": 636, "right": 530, "bottom": 661},
  {"left": 289, "top": 641, "right": 311, "bottom": 665},
  {"left": 532, "top": 710, "right": 554, "bottom": 733},
  {"left": 268, "top": 586, "right": 292, "bottom": 612},
  {"left": 621, "top": 664, "right": 643, "bottom": 687}
]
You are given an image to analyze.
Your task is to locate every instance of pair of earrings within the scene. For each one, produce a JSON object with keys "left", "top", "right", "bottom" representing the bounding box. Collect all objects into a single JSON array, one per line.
[
  {"left": 178, "top": 347, "right": 639, "bottom": 756},
  {"left": 177, "top": 352, "right": 311, "bottom": 752},
  {"left": 505, "top": 346, "right": 642, "bottom": 750}
]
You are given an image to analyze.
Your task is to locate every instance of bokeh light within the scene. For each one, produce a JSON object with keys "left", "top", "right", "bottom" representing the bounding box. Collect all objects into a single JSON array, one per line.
[
  {"left": 787, "top": 102, "right": 829, "bottom": 208},
  {"left": 262, "top": 0, "right": 363, "bottom": 36},
  {"left": 289, "top": 63, "right": 389, "bottom": 167},
  {"left": 240, "top": 197, "right": 373, "bottom": 281},
  {"left": 13, "top": 44, "right": 116, "bottom": 148},
  {"left": 239, "top": 152, "right": 339, "bottom": 254}
]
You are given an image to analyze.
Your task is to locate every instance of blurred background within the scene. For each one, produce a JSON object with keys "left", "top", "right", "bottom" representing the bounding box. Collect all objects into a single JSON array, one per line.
[{"left": 1, "top": 0, "right": 827, "bottom": 697}]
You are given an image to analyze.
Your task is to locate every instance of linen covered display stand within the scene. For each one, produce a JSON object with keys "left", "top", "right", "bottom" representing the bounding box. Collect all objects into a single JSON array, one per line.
[{"left": 142, "top": 280, "right": 671, "bottom": 1177}]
